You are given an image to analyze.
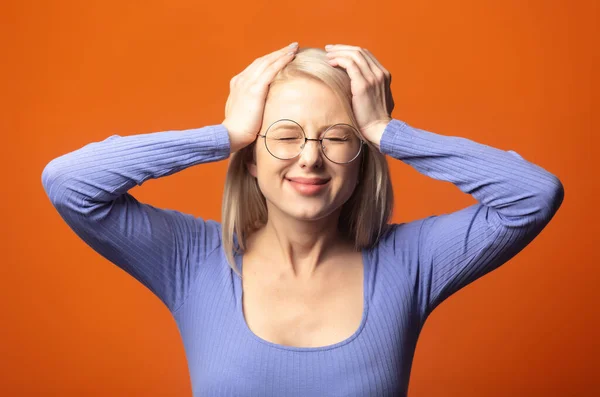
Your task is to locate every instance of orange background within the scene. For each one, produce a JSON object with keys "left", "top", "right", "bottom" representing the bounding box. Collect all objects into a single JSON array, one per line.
[{"left": 2, "top": 0, "right": 596, "bottom": 395}]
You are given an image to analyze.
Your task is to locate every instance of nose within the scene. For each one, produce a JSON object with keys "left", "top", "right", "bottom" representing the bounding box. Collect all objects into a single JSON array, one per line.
[{"left": 298, "top": 139, "right": 323, "bottom": 168}]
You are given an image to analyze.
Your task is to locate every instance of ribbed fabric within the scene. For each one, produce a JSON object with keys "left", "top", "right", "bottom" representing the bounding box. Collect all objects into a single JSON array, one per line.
[{"left": 41, "top": 119, "right": 564, "bottom": 396}]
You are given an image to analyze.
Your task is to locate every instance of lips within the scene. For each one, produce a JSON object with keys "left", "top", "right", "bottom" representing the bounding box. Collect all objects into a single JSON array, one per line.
[
  {"left": 286, "top": 176, "right": 330, "bottom": 195},
  {"left": 285, "top": 177, "right": 330, "bottom": 185}
]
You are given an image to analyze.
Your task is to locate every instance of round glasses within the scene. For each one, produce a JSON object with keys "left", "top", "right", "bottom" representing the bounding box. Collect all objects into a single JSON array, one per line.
[{"left": 257, "top": 119, "right": 365, "bottom": 164}]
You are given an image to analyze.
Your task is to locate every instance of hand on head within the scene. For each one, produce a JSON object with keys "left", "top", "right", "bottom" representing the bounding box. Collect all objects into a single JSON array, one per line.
[
  {"left": 222, "top": 42, "right": 299, "bottom": 153},
  {"left": 324, "top": 44, "right": 394, "bottom": 147}
]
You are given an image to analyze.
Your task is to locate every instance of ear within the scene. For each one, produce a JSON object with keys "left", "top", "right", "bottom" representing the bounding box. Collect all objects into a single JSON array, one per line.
[
  {"left": 246, "top": 160, "right": 257, "bottom": 178},
  {"left": 245, "top": 147, "right": 257, "bottom": 178}
]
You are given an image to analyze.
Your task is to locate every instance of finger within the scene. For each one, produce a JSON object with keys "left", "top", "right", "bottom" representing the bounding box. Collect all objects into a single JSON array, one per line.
[
  {"left": 327, "top": 55, "right": 369, "bottom": 93},
  {"left": 327, "top": 45, "right": 391, "bottom": 84},
  {"left": 327, "top": 49, "right": 377, "bottom": 84},
  {"left": 236, "top": 43, "right": 296, "bottom": 81},
  {"left": 360, "top": 49, "right": 394, "bottom": 112},
  {"left": 256, "top": 49, "right": 297, "bottom": 87},
  {"left": 249, "top": 43, "right": 298, "bottom": 81},
  {"left": 362, "top": 48, "right": 391, "bottom": 84}
]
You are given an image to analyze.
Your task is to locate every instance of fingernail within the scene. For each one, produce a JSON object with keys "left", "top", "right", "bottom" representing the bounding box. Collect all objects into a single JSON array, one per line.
[
  {"left": 325, "top": 44, "right": 333, "bottom": 49},
  {"left": 289, "top": 42, "right": 299, "bottom": 48}
]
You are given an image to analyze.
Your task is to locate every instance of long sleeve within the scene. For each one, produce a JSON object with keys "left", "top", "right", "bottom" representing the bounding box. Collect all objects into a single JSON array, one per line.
[
  {"left": 41, "top": 123, "right": 231, "bottom": 313},
  {"left": 379, "top": 119, "right": 564, "bottom": 321}
]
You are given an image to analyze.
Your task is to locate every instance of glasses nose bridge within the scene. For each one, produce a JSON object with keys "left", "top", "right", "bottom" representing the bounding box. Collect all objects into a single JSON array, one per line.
[
  {"left": 303, "top": 136, "right": 322, "bottom": 143},
  {"left": 300, "top": 136, "right": 325, "bottom": 154}
]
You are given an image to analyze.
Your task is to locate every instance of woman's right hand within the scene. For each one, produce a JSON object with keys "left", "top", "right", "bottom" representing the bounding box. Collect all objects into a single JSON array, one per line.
[{"left": 222, "top": 42, "right": 299, "bottom": 153}]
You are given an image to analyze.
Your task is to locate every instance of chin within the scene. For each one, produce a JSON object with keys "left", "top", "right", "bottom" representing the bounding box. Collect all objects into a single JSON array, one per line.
[
  {"left": 261, "top": 182, "right": 353, "bottom": 222},
  {"left": 285, "top": 204, "right": 334, "bottom": 221},
  {"left": 266, "top": 198, "right": 338, "bottom": 222}
]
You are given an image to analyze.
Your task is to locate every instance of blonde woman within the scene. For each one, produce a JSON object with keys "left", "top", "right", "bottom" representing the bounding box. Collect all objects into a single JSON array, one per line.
[{"left": 42, "top": 42, "right": 564, "bottom": 396}]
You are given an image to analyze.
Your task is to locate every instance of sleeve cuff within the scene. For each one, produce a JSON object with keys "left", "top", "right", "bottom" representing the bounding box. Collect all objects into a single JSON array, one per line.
[{"left": 379, "top": 119, "right": 409, "bottom": 156}]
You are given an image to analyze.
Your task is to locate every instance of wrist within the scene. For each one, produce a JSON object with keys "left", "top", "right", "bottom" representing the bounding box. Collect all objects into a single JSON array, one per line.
[
  {"left": 222, "top": 120, "right": 256, "bottom": 153},
  {"left": 366, "top": 118, "right": 392, "bottom": 151},
  {"left": 222, "top": 120, "right": 240, "bottom": 153}
]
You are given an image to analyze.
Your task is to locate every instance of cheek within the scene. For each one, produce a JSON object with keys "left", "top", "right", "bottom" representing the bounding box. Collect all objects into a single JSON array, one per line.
[
  {"left": 254, "top": 150, "right": 287, "bottom": 192},
  {"left": 337, "top": 178, "right": 358, "bottom": 200},
  {"left": 338, "top": 164, "right": 360, "bottom": 189},
  {"left": 325, "top": 167, "right": 360, "bottom": 205}
]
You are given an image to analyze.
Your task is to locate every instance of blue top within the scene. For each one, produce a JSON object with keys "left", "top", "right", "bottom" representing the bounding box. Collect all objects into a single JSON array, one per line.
[{"left": 41, "top": 119, "right": 564, "bottom": 396}]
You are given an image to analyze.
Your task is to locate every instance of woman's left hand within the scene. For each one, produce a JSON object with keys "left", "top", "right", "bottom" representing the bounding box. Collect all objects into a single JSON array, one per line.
[{"left": 325, "top": 44, "right": 394, "bottom": 149}]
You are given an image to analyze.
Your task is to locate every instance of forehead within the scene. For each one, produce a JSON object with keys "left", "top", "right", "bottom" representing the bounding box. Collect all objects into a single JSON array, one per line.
[{"left": 264, "top": 77, "right": 350, "bottom": 125}]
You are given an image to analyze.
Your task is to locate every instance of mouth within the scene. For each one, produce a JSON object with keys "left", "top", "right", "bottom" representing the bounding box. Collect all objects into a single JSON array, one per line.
[
  {"left": 285, "top": 177, "right": 331, "bottom": 185},
  {"left": 285, "top": 176, "right": 331, "bottom": 195}
]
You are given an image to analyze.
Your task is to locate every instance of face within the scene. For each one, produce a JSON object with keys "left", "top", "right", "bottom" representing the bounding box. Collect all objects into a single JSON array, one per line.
[{"left": 247, "top": 77, "right": 362, "bottom": 222}]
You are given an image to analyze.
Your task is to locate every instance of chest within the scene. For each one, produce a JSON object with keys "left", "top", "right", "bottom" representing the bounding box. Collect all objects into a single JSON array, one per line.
[{"left": 240, "top": 253, "right": 364, "bottom": 348}]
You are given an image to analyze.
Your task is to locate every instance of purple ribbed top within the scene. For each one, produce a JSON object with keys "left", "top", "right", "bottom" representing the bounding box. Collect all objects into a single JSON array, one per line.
[{"left": 41, "top": 119, "right": 564, "bottom": 396}]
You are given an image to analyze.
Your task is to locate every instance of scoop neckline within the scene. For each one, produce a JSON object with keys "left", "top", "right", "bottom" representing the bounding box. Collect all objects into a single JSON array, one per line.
[{"left": 233, "top": 248, "right": 370, "bottom": 352}]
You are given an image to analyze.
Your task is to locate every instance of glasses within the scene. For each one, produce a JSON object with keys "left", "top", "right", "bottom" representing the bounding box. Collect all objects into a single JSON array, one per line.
[{"left": 257, "top": 119, "right": 365, "bottom": 164}]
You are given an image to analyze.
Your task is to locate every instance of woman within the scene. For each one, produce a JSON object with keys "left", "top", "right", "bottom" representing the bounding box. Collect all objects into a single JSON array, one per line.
[{"left": 42, "top": 42, "right": 564, "bottom": 396}]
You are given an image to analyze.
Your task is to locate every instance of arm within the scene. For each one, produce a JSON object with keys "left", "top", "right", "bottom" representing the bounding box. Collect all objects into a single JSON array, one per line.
[
  {"left": 41, "top": 124, "right": 231, "bottom": 314},
  {"left": 379, "top": 119, "right": 564, "bottom": 321}
]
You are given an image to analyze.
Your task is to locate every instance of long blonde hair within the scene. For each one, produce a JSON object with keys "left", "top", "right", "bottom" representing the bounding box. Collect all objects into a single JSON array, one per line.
[{"left": 221, "top": 47, "right": 394, "bottom": 278}]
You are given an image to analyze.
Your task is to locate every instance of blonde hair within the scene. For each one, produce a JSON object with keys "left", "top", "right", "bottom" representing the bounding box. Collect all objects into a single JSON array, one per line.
[{"left": 221, "top": 47, "right": 394, "bottom": 278}]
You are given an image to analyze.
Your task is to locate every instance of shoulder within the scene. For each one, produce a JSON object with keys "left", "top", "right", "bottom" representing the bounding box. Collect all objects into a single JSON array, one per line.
[
  {"left": 186, "top": 217, "right": 223, "bottom": 257},
  {"left": 369, "top": 217, "right": 438, "bottom": 282},
  {"left": 375, "top": 217, "right": 434, "bottom": 252}
]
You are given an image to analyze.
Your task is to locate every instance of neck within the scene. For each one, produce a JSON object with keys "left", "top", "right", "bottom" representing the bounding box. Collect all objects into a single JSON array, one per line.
[{"left": 248, "top": 207, "right": 350, "bottom": 280}]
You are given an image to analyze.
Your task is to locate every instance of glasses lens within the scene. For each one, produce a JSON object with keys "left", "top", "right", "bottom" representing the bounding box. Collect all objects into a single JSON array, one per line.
[
  {"left": 322, "top": 124, "right": 362, "bottom": 163},
  {"left": 265, "top": 120, "right": 304, "bottom": 159}
]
